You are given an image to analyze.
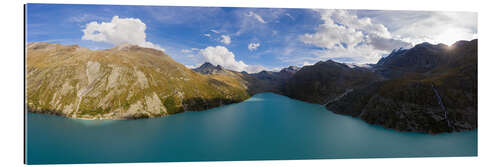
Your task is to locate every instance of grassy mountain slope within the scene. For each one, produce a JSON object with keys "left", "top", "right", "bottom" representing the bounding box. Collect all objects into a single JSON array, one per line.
[{"left": 26, "top": 42, "right": 249, "bottom": 119}]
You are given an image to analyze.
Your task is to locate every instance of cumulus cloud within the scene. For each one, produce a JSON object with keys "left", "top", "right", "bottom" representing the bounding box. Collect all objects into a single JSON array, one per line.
[
  {"left": 247, "top": 11, "right": 266, "bottom": 23},
  {"left": 301, "top": 22, "right": 364, "bottom": 49},
  {"left": 300, "top": 9, "right": 410, "bottom": 64},
  {"left": 219, "top": 35, "right": 231, "bottom": 45},
  {"left": 330, "top": 10, "right": 391, "bottom": 38},
  {"left": 302, "top": 9, "right": 409, "bottom": 50},
  {"left": 367, "top": 35, "right": 412, "bottom": 51},
  {"left": 198, "top": 46, "right": 265, "bottom": 73},
  {"left": 199, "top": 46, "right": 247, "bottom": 71},
  {"left": 248, "top": 42, "right": 260, "bottom": 51},
  {"left": 82, "top": 16, "right": 164, "bottom": 51}
]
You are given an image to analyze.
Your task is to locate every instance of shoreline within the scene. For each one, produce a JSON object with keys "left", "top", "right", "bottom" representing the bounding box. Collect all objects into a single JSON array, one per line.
[{"left": 26, "top": 92, "right": 477, "bottom": 134}]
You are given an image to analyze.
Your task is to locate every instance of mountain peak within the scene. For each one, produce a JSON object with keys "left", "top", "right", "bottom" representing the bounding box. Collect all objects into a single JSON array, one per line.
[
  {"left": 376, "top": 39, "right": 477, "bottom": 77},
  {"left": 280, "top": 66, "right": 300, "bottom": 74},
  {"left": 194, "top": 62, "right": 226, "bottom": 74}
]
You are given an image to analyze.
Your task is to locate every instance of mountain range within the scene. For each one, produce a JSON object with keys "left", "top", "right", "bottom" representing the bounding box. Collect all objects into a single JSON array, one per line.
[{"left": 26, "top": 39, "right": 477, "bottom": 133}]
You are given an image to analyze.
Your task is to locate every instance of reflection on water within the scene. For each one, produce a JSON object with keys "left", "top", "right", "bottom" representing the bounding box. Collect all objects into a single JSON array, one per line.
[
  {"left": 26, "top": 93, "right": 477, "bottom": 164},
  {"left": 244, "top": 97, "right": 265, "bottom": 102}
]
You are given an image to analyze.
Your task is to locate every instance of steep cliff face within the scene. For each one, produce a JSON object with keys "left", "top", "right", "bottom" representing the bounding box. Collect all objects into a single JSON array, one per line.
[
  {"left": 26, "top": 42, "right": 249, "bottom": 119},
  {"left": 326, "top": 39, "right": 477, "bottom": 133}
]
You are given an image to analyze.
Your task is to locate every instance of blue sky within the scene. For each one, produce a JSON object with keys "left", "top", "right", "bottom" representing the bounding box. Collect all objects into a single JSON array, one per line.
[{"left": 27, "top": 4, "right": 477, "bottom": 73}]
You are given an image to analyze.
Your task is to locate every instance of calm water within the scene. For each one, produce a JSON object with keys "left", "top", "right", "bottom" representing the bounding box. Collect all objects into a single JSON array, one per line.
[{"left": 26, "top": 93, "right": 477, "bottom": 164}]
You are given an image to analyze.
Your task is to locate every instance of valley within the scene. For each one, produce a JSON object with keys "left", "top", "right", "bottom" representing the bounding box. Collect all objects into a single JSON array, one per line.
[{"left": 26, "top": 39, "right": 477, "bottom": 133}]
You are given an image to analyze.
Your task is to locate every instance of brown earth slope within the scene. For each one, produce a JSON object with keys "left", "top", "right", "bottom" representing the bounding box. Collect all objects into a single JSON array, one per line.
[{"left": 26, "top": 42, "right": 249, "bottom": 119}]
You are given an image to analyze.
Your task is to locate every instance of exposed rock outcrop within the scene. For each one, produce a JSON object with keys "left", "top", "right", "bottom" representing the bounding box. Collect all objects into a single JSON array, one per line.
[
  {"left": 325, "top": 39, "right": 477, "bottom": 133},
  {"left": 26, "top": 42, "right": 249, "bottom": 120},
  {"left": 283, "top": 60, "right": 381, "bottom": 104}
]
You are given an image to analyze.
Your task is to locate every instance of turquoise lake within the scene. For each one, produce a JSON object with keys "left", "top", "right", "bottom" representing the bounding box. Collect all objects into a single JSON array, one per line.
[{"left": 26, "top": 93, "right": 477, "bottom": 164}]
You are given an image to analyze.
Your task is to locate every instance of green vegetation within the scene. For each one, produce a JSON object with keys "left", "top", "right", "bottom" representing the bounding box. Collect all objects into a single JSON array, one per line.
[
  {"left": 26, "top": 42, "right": 250, "bottom": 120},
  {"left": 80, "top": 107, "right": 111, "bottom": 116},
  {"left": 164, "top": 96, "right": 183, "bottom": 114}
]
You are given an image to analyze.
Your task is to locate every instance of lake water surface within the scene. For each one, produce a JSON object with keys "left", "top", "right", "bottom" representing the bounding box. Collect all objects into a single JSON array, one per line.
[{"left": 26, "top": 93, "right": 477, "bottom": 164}]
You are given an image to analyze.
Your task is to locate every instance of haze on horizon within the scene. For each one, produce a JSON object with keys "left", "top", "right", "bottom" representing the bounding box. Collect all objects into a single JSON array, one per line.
[{"left": 27, "top": 4, "right": 477, "bottom": 73}]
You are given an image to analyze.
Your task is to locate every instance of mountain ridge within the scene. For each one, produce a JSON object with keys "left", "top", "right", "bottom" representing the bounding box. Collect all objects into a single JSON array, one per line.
[
  {"left": 327, "top": 39, "right": 478, "bottom": 133},
  {"left": 26, "top": 42, "right": 249, "bottom": 119}
]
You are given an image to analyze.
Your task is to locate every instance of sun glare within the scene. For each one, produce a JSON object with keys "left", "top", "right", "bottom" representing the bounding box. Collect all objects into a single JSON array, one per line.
[{"left": 435, "top": 28, "right": 472, "bottom": 46}]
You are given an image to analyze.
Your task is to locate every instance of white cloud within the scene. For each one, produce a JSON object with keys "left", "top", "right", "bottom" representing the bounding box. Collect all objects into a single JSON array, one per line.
[
  {"left": 181, "top": 49, "right": 192, "bottom": 53},
  {"left": 285, "top": 13, "right": 295, "bottom": 20},
  {"left": 246, "top": 11, "right": 266, "bottom": 23},
  {"left": 82, "top": 16, "right": 164, "bottom": 51},
  {"left": 210, "top": 29, "right": 220, "bottom": 34},
  {"left": 69, "top": 14, "right": 104, "bottom": 23},
  {"left": 302, "top": 9, "right": 409, "bottom": 51},
  {"left": 329, "top": 10, "right": 391, "bottom": 38},
  {"left": 198, "top": 46, "right": 265, "bottom": 73},
  {"left": 298, "top": 10, "right": 476, "bottom": 64},
  {"left": 313, "top": 45, "right": 386, "bottom": 64},
  {"left": 361, "top": 10, "right": 477, "bottom": 45},
  {"left": 235, "top": 9, "right": 285, "bottom": 36},
  {"left": 203, "top": 33, "right": 211, "bottom": 37},
  {"left": 219, "top": 35, "right": 231, "bottom": 45},
  {"left": 181, "top": 48, "right": 199, "bottom": 54},
  {"left": 301, "top": 21, "right": 364, "bottom": 49},
  {"left": 248, "top": 42, "right": 260, "bottom": 51},
  {"left": 199, "top": 46, "right": 247, "bottom": 72},
  {"left": 472, "top": 33, "right": 478, "bottom": 39},
  {"left": 246, "top": 65, "right": 267, "bottom": 73},
  {"left": 185, "top": 64, "right": 197, "bottom": 69},
  {"left": 300, "top": 9, "right": 411, "bottom": 64}
]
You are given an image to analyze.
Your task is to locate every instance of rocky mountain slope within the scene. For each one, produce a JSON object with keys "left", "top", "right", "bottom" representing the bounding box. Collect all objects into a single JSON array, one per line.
[
  {"left": 26, "top": 42, "right": 249, "bottom": 119},
  {"left": 284, "top": 60, "right": 381, "bottom": 104},
  {"left": 326, "top": 39, "right": 478, "bottom": 133},
  {"left": 193, "top": 62, "right": 228, "bottom": 75},
  {"left": 243, "top": 66, "right": 300, "bottom": 95},
  {"left": 192, "top": 62, "right": 300, "bottom": 95}
]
